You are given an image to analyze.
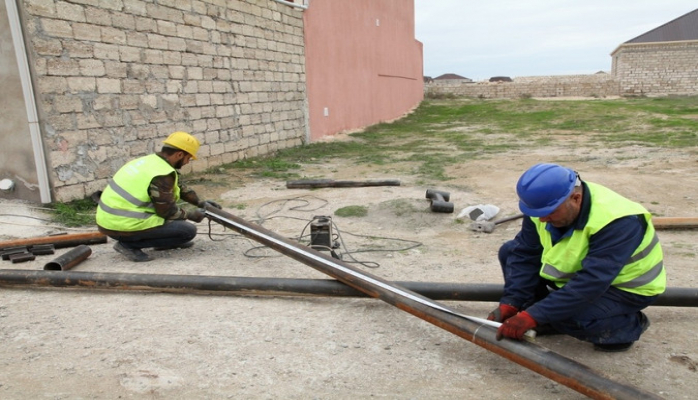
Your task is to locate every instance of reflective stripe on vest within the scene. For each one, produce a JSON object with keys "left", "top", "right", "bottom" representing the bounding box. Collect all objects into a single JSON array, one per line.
[
  {"left": 97, "top": 178, "right": 155, "bottom": 220},
  {"left": 626, "top": 233, "right": 659, "bottom": 264},
  {"left": 541, "top": 263, "right": 574, "bottom": 280},
  {"left": 615, "top": 260, "right": 664, "bottom": 289},
  {"left": 541, "top": 233, "right": 663, "bottom": 288}
]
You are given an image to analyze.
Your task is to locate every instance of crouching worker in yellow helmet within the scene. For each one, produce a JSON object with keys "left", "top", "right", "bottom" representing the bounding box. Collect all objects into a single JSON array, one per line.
[{"left": 96, "top": 132, "right": 222, "bottom": 262}]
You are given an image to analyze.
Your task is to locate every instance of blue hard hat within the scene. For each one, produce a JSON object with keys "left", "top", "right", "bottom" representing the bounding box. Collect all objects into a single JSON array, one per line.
[{"left": 516, "top": 163, "right": 577, "bottom": 217}]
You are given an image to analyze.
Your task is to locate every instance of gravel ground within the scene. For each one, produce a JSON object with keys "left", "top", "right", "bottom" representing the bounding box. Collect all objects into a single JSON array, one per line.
[{"left": 0, "top": 139, "right": 696, "bottom": 399}]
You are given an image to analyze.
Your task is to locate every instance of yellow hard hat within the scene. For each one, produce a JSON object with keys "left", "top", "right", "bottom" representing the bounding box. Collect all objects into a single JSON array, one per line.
[{"left": 163, "top": 131, "right": 200, "bottom": 159}]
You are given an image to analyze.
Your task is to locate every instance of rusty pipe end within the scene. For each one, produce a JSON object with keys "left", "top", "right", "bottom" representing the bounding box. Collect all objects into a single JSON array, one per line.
[{"left": 43, "top": 245, "right": 92, "bottom": 271}]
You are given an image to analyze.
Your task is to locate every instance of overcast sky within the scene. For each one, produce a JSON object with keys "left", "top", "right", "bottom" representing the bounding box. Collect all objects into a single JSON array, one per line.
[{"left": 414, "top": 1, "right": 697, "bottom": 80}]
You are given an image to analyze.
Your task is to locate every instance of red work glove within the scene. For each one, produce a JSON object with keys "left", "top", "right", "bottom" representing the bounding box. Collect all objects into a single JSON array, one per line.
[
  {"left": 487, "top": 304, "right": 519, "bottom": 323},
  {"left": 496, "top": 311, "right": 537, "bottom": 341}
]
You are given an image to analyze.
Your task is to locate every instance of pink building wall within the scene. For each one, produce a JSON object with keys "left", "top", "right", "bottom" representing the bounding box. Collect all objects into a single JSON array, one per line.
[{"left": 303, "top": 0, "right": 424, "bottom": 141}]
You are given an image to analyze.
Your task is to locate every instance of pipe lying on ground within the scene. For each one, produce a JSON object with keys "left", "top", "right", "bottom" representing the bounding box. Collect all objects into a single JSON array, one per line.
[
  {"left": 202, "top": 206, "right": 661, "bottom": 400},
  {"left": 653, "top": 217, "right": 698, "bottom": 230},
  {"left": 0, "top": 270, "right": 694, "bottom": 307},
  {"left": 0, "top": 232, "right": 107, "bottom": 251},
  {"left": 43, "top": 245, "right": 92, "bottom": 271},
  {"left": 286, "top": 179, "right": 401, "bottom": 189}
]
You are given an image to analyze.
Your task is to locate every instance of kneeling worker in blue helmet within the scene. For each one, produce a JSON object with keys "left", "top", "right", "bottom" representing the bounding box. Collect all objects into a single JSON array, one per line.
[
  {"left": 488, "top": 163, "right": 665, "bottom": 352},
  {"left": 96, "top": 132, "right": 222, "bottom": 262}
]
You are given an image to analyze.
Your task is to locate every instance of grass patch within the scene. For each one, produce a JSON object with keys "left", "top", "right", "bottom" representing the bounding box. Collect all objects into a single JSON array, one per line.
[
  {"left": 186, "top": 176, "right": 229, "bottom": 186},
  {"left": 189, "top": 96, "right": 698, "bottom": 188},
  {"left": 378, "top": 199, "right": 422, "bottom": 217},
  {"left": 334, "top": 205, "right": 369, "bottom": 218},
  {"left": 49, "top": 199, "right": 96, "bottom": 227},
  {"left": 58, "top": 96, "right": 698, "bottom": 222},
  {"left": 224, "top": 157, "right": 302, "bottom": 179}
]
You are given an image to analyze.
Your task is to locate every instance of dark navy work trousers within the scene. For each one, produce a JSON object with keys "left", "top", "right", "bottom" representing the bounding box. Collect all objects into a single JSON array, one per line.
[{"left": 107, "top": 220, "right": 197, "bottom": 250}]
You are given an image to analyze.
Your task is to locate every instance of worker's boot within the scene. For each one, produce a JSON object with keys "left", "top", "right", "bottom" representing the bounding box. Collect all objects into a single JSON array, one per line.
[
  {"left": 593, "top": 312, "right": 650, "bottom": 352},
  {"left": 114, "top": 242, "right": 152, "bottom": 262}
]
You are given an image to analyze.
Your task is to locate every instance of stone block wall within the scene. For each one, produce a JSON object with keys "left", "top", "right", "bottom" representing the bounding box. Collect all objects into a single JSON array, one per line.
[
  {"left": 426, "top": 74, "right": 619, "bottom": 99},
  {"left": 612, "top": 41, "right": 698, "bottom": 96},
  {"left": 19, "top": 0, "right": 307, "bottom": 201}
]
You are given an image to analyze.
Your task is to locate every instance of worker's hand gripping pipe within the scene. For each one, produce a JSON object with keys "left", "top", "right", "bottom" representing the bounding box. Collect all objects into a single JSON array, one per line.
[{"left": 202, "top": 207, "right": 662, "bottom": 400}]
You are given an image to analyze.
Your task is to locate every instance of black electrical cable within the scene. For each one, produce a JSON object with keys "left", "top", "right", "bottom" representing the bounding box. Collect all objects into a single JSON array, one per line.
[
  {"left": 202, "top": 195, "right": 424, "bottom": 267},
  {"left": 329, "top": 220, "right": 422, "bottom": 268},
  {"left": 0, "top": 214, "right": 53, "bottom": 223},
  {"left": 254, "top": 195, "right": 328, "bottom": 224},
  {"left": 295, "top": 216, "right": 423, "bottom": 269}
]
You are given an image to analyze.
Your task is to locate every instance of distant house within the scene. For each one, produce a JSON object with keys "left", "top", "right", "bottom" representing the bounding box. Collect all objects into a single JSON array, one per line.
[
  {"left": 624, "top": 9, "right": 698, "bottom": 43},
  {"left": 611, "top": 8, "right": 698, "bottom": 96},
  {"left": 489, "top": 76, "right": 512, "bottom": 82},
  {"left": 433, "top": 73, "right": 473, "bottom": 84}
]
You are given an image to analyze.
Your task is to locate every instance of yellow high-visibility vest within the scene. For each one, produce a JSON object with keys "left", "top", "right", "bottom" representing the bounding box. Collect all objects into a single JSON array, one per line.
[
  {"left": 534, "top": 182, "right": 665, "bottom": 296},
  {"left": 96, "top": 154, "right": 180, "bottom": 232}
]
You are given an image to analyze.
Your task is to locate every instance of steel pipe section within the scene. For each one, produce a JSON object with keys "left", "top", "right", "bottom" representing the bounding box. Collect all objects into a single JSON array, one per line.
[
  {"left": 0, "top": 232, "right": 107, "bottom": 250},
  {"left": 201, "top": 207, "right": 662, "bottom": 399},
  {"left": 0, "top": 270, "right": 694, "bottom": 308},
  {"left": 43, "top": 245, "right": 92, "bottom": 271}
]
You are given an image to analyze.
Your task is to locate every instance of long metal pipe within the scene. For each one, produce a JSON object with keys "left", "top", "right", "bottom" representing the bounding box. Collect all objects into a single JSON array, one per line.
[
  {"left": 0, "top": 232, "right": 107, "bottom": 251},
  {"left": 0, "top": 270, "right": 498, "bottom": 297},
  {"left": 202, "top": 207, "right": 661, "bottom": 399},
  {"left": 0, "top": 269, "right": 694, "bottom": 308}
]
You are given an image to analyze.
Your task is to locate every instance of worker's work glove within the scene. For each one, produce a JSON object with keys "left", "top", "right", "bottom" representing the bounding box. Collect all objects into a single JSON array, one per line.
[
  {"left": 186, "top": 208, "right": 207, "bottom": 223},
  {"left": 496, "top": 311, "right": 537, "bottom": 341},
  {"left": 198, "top": 200, "right": 222, "bottom": 210},
  {"left": 487, "top": 304, "right": 519, "bottom": 323}
]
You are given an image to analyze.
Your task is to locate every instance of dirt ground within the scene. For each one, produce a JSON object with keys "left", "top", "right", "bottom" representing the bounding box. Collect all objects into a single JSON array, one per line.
[{"left": 0, "top": 134, "right": 696, "bottom": 399}]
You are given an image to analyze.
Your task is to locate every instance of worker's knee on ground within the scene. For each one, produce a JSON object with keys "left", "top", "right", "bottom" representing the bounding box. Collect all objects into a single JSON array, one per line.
[
  {"left": 184, "top": 221, "right": 198, "bottom": 241},
  {"left": 164, "top": 220, "right": 198, "bottom": 243}
]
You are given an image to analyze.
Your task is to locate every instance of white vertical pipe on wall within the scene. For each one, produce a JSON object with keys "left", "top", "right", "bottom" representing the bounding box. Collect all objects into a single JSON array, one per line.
[
  {"left": 5, "top": 0, "right": 51, "bottom": 203},
  {"left": 272, "top": 0, "right": 309, "bottom": 142},
  {"left": 271, "top": 0, "right": 309, "bottom": 10}
]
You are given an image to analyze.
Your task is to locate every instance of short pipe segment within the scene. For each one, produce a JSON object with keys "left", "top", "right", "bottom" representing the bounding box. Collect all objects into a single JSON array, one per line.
[{"left": 43, "top": 245, "right": 92, "bottom": 271}]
